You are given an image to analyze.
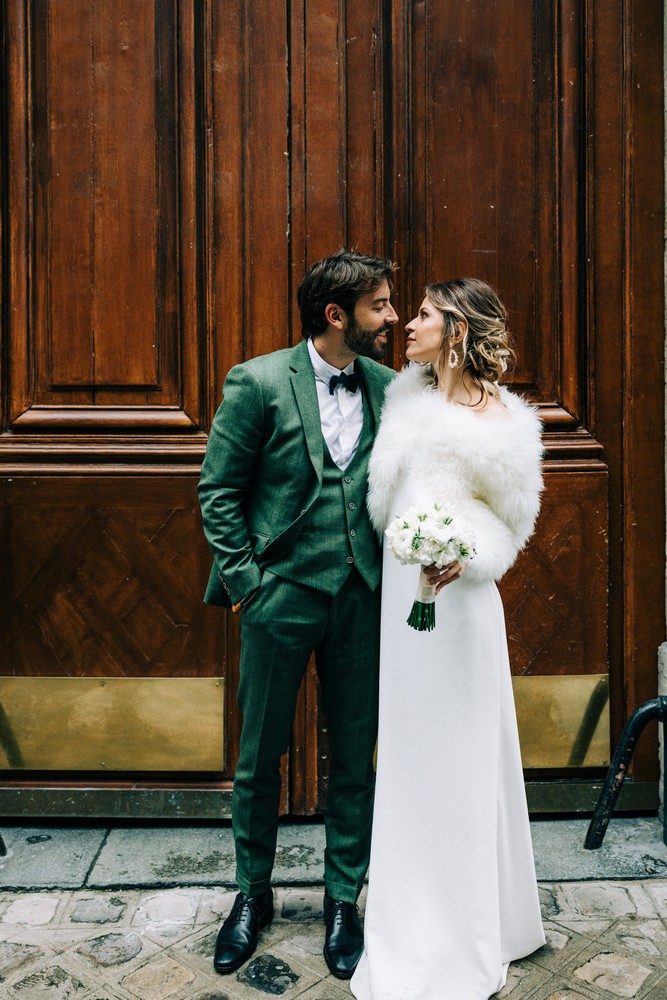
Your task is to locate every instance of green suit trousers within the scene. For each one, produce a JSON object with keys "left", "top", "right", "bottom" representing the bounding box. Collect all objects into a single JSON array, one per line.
[{"left": 233, "top": 567, "right": 381, "bottom": 904}]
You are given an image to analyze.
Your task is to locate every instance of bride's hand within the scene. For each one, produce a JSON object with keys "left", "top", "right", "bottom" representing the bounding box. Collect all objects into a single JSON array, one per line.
[{"left": 425, "top": 561, "right": 465, "bottom": 594}]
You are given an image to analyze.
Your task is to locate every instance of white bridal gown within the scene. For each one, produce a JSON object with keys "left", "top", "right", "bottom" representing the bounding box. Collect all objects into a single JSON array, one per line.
[{"left": 351, "top": 476, "right": 545, "bottom": 1000}]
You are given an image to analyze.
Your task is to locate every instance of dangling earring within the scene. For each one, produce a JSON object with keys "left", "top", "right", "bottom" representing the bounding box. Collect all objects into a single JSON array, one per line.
[{"left": 448, "top": 343, "right": 458, "bottom": 369}]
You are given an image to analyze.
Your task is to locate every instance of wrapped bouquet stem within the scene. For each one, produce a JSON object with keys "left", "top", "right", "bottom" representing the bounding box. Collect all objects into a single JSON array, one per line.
[
  {"left": 385, "top": 503, "right": 476, "bottom": 632},
  {"left": 407, "top": 567, "right": 439, "bottom": 631}
]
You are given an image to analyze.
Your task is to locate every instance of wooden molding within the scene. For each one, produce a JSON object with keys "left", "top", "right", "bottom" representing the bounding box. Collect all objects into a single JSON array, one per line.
[{"left": 10, "top": 407, "right": 203, "bottom": 432}]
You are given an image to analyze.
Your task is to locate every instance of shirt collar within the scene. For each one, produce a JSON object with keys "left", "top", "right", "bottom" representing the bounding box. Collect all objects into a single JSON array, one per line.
[{"left": 307, "top": 337, "right": 356, "bottom": 384}]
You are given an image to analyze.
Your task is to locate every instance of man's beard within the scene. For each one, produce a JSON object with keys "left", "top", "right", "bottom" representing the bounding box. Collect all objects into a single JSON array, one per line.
[{"left": 343, "top": 317, "right": 391, "bottom": 361}]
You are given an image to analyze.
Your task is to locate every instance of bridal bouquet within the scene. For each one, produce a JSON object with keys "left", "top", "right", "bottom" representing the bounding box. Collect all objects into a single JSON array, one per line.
[{"left": 385, "top": 503, "right": 476, "bottom": 631}]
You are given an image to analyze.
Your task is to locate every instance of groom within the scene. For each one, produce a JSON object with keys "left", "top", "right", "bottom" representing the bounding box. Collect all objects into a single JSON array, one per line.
[{"left": 198, "top": 249, "right": 398, "bottom": 979}]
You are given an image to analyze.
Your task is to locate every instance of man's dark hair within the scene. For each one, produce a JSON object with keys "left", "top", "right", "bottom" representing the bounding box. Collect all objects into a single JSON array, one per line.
[{"left": 297, "top": 248, "right": 396, "bottom": 338}]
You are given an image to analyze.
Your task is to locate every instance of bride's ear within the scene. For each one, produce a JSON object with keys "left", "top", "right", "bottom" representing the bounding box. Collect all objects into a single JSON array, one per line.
[{"left": 451, "top": 319, "right": 468, "bottom": 345}]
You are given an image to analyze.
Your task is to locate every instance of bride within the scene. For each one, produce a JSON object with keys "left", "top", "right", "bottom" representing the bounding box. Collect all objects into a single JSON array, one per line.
[{"left": 351, "top": 278, "right": 546, "bottom": 1000}]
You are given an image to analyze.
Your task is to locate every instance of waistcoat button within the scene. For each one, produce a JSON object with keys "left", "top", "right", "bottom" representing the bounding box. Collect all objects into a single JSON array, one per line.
[
  {"left": 344, "top": 476, "right": 351, "bottom": 484},
  {"left": 350, "top": 529, "right": 356, "bottom": 537},
  {"left": 346, "top": 556, "right": 354, "bottom": 564},
  {"left": 348, "top": 502, "right": 355, "bottom": 510}
]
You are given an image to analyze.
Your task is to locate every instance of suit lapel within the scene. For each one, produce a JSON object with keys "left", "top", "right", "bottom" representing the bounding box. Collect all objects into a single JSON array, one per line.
[
  {"left": 289, "top": 340, "right": 323, "bottom": 482},
  {"left": 356, "top": 358, "right": 387, "bottom": 427}
]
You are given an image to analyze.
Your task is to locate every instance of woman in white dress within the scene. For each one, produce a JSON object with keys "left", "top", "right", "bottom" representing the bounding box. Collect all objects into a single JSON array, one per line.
[{"left": 351, "top": 278, "right": 546, "bottom": 1000}]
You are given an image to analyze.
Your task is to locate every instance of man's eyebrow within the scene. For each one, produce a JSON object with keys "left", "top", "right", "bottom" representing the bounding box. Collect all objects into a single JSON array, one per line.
[{"left": 371, "top": 296, "right": 390, "bottom": 304}]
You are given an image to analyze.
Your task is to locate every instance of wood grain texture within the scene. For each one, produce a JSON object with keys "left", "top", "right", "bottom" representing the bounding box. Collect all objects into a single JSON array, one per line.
[
  {"left": 210, "top": 0, "right": 389, "bottom": 810},
  {"left": 8, "top": 0, "right": 204, "bottom": 423},
  {"left": 2, "top": 477, "right": 223, "bottom": 661},
  {"left": 407, "top": 0, "right": 557, "bottom": 403},
  {"left": 502, "top": 469, "right": 608, "bottom": 680},
  {"left": 619, "top": 0, "right": 665, "bottom": 778},
  {"left": 91, "top": 0, "right": 159, "bottom": 389}
]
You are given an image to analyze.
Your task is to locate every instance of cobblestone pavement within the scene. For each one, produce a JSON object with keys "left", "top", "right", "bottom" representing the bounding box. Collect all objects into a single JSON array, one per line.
[{"left": 0, "top": 882, "right": 666, "bottom": 999}]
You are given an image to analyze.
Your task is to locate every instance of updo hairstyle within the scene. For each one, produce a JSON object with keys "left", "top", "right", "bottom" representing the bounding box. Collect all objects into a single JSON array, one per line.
[{"left": 425, "top": 278, "right": 516, "bottom": 400}]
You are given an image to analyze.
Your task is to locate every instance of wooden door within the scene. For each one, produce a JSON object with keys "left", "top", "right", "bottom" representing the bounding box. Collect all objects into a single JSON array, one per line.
[
  {"left": 1, "top": 0, "right": 663, "bottom": 817},
  {"left": 1, "top": 1, "right": 230, "bottom": 814},
  {"left": 385, "top": 0, "right": 665, "bottom": 807}
]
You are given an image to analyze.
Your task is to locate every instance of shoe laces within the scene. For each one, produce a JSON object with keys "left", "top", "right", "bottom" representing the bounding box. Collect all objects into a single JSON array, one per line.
[
  {"left": 328, "top": 899, "right": 359, "bottom": 929},
  {"left": 229, "top": 894, "right": 262, "bottom": 925}
]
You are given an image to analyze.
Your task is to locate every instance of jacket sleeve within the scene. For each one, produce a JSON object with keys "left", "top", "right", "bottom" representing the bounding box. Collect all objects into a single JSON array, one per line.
[{"left": 198, "top": 365, "right": 266, "bottom": 606}]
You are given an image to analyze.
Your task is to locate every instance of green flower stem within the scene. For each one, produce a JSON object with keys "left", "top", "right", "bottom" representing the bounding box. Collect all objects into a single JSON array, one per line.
[{"left": 406, "top": 600, "right": 436, "bottom": 632}]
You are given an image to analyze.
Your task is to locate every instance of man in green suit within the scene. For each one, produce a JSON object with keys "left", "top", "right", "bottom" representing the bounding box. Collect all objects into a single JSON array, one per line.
[{"left": 198, "top": 249, "right": 397, "bottom": 979}]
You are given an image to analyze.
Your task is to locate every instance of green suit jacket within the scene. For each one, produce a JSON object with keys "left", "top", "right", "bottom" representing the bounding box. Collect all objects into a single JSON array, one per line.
[{"left": 198, "top": 339, "right": 395, "bottom": 607}]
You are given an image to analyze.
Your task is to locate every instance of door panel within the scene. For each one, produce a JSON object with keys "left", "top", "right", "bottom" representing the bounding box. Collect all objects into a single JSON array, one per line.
[
  {"left": 5, "top": 479, "right": 219, "bottom": 680},
  {"left": 8, "top": 0, "right": 202, "bottom": 429},
  {"left": 505, "top": 470, "right": 608, "bottom": 680},
  {"left": 208, "top": 0, "right": 388, "bottom": 812},
  {"left": 388, "top": 0, "right": 664, "bottom": 787},
  {"left": 1, "top": 1, "right": 227, "bottom": 794}
]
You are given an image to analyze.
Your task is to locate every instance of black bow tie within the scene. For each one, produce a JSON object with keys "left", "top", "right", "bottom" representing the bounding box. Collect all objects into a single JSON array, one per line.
[{"left": 329, "top": 371, "right": 361, "bottom": 395}]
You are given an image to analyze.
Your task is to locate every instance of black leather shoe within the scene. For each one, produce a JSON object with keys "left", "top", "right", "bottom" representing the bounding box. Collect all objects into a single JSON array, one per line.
[
  {"left": 323, "top": 890, "right": 364, "bottom": 979},
  {"left": 213, "top": 889, "right": 273, "bottom": 974}
]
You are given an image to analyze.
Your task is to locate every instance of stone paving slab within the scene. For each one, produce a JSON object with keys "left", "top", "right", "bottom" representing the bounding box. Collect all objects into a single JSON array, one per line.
[
  {"left": 0, "top": 883, "right": 666, "bottom": 998},
  {"left": 2, "top": 818, "right": 667, "bottom": 892},
  {"left": 89, "top": 828, "right": 235, "bottom": 889},
  {"left": 89, "top": 824, "right": 327, "bottom": 889},
  {"left": 0, "top": 827, "right": 108, "bottom": 890},
  {"left": 532, "top": 819, "right": 667, "bottom": 882}
]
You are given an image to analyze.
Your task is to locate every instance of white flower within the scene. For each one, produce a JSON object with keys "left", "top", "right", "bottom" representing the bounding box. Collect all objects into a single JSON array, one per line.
[
  {"left": 385, "top": 504, "right": 476, "bottom": 569},
  {"left": 385, "top": 502, "right": 477, "bottom": 632}
]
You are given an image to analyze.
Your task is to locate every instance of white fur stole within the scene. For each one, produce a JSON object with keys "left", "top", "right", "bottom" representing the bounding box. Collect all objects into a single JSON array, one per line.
[{"left": 367, "top": 365, "right": 544, "bottom": 582}]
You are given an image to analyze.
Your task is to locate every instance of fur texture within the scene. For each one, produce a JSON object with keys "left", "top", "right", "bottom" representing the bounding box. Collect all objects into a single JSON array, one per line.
[{"left": 367, "top": 364, "right": 544, "bottom": 582}]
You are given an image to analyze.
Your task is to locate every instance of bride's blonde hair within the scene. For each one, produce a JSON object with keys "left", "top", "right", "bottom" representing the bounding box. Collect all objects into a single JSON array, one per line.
[{"left": 425, "top": 278, "right": 516, "bottom": 400}]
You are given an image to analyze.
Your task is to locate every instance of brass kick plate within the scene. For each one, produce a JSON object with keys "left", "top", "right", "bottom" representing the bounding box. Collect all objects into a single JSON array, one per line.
[
  {"left": 0, "top": 674, "right": 609, "bottom": 772},
  {"left": 0, "top": 677, "right": 225, "bottom": 771},
  {"left": 513, "top": 674, "right": 610, "bottom": 769}
]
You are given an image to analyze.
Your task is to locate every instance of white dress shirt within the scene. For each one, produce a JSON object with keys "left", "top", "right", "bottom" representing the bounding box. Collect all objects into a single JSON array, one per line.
[{"left": 307, "top": 337, "right": 364, "bottom": 470}]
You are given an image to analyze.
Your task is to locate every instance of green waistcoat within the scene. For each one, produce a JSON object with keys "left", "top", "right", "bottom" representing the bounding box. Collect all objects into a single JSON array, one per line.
[{"left": 268, "top": 398, "right": 380, "bottom": 594}]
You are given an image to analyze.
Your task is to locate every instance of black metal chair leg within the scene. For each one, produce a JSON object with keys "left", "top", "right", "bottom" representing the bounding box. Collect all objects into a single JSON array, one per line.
[{"left": 585, "top": 696, "right": 667, "bottom": 849}]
